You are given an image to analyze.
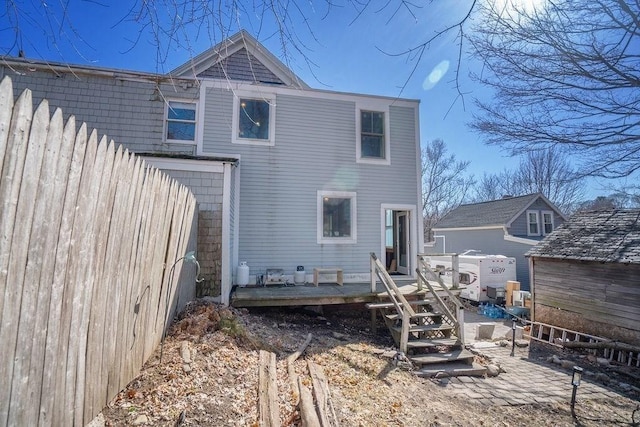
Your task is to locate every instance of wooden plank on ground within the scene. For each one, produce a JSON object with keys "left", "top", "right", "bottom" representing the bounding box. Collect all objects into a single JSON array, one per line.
[
  {"left": 258, "top": 350, "right": 280, "bottom": 427},
  {"left": 308, "top": 362, "right": 339, "bottom": 427}
]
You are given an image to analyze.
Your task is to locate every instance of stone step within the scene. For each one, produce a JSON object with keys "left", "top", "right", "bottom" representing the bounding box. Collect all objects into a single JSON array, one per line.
[
  {"left": 415, "top": 362, "right": 487, "bottom": 378},
  {"left": 366, "top": 299, "right": 434, "bottom": 310},
  {"left": 385, "top": 312, "right": 442, "bottom": 321},
  {"left": 408, "top": 349, "right": 475, "bottom": 366},
  {"left": 405, "top": 338, "right": 461, "bottom": 349}
]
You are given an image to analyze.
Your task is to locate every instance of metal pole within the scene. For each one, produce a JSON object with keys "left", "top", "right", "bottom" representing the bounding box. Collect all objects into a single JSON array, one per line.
[
  {"left": 510, "top": 318, "right": 516, "bottom": 357},
  {"left": 570, "top": 384, "right": 578, "bottom": 418}
]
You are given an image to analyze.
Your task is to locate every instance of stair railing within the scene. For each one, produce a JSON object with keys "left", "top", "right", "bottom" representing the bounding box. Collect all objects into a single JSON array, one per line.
[
  {"left": 415, "top": 261, "right": 466, "bottom": 345},
  {"left": 370, "top": 253, "right": 415, "bottom": 352}
]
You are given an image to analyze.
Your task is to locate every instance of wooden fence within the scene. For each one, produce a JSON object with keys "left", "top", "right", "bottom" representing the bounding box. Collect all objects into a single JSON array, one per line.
[{"left": 0, "top": 76, "right": 198, "bottom": 426}]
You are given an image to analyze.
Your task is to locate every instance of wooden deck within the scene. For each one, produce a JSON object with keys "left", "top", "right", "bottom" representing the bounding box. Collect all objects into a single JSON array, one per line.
[{"left": 231, "top": 279, "right": 439, "bottom": 307}]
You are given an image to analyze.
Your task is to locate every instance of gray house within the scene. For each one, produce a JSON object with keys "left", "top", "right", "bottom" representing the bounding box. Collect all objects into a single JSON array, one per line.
[
  {"left": 527, "top": 209, "right": 640, "bottom": 345},
  {"left": 426, "top": 193, "right": 567, "bottom": 289},
  {"left": 1, "top": 30, "right": 424, "bottom": 304}
]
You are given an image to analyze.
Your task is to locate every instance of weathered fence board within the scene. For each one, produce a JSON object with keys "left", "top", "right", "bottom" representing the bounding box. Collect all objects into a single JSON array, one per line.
[
  {"left": 0, "top": 87, "right": 33, "bottom": 426},
  {"left": 9, "top": 98, "right": 49, "bottom": 427},
  {"left": 0, "top": 76, "right": 198, "bottom": 426},
  {"left": 28, "top": 107, "right": 66, "bottom": 427}
]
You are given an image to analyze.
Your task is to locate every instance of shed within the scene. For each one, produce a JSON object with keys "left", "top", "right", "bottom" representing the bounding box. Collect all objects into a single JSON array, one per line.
[{"left": 527, "top": 209, "right": 640, "bottom": 345}]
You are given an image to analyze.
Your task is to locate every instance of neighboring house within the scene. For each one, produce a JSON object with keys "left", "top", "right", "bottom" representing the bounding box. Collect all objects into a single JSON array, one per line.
[
  {"left": 426, "top": 193, "right": 567, "bottom": 289},
  {"left": 527, "top": 209, "right": 640, "bottom": 346},
  {"left": 1, "top": 30, "right": 423, "bottom": 304}
]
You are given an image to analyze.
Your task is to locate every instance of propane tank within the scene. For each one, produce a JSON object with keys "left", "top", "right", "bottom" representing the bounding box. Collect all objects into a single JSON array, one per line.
[
  {"left": 294, "top": 265, "right": 306, "bottom": 285},
  {"left": 236, "top": 261, "right": 249, "bottom": 287}
]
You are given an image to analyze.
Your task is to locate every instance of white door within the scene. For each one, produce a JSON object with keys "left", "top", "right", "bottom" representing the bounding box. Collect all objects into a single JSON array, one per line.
[{"left": 395, "top": 211, "right": 410, "bottom": 275}]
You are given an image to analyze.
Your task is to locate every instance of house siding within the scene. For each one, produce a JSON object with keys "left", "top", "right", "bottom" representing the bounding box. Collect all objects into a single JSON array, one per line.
[
  {"left": 202, "top": 88, "right": 420, "bottom": 278},
  {"left": 429, "top": 228, "right": 534, "bottom": 289},
  {"left": 0, "top": 65, "right": 199, "bottom": 155},
  {"left": 197, "top": 48, "right": 284, "bottom": 84},
  {"left": 158, "top": 169, "right": 225, "bottom": 295},
  {"left": 532, "top": 257, "right": 640, "bottom": 345},
  {"left": 509, "top": 199, "right": 565, "bottom": 238}
]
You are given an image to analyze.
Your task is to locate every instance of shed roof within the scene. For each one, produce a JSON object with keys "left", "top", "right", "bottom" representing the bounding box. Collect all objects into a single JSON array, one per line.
[
  {"left": 435, "top": 193, "right": 548, "bottom": 229},
  {"left": 527, "top": 209, "right": 640, "bottom": 263}
]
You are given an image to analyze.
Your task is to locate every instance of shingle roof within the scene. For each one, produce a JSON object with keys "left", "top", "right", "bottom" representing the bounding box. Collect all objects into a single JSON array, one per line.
[
  {"left": 527, "top": 209, "right": 640, "bottom": 263},
  {"left": 434, "top": 193, "right": 543, "bottom": 229}
]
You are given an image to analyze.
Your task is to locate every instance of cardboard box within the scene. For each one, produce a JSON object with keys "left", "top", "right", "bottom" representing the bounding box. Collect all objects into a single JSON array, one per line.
[{"left": 505, "top": 280, "right": 520, "bottom": 306}]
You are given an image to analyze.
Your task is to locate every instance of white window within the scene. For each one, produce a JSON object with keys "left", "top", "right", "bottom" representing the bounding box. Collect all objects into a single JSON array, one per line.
[
  {"left": 165, "top": 101, "right": 197, "bottom": 143},
  {"left": 542, "top": 211, "right": 554, "bottom": 235},
  {"left": 527, "top": 210, "right": 540, "bottom": 236},
  {"left": 232, "top": 92, "right": 276, "bottom": 146},
  {"left": 356, "top": 103, "right": 390, "bottom": 164},
  {"left": 317, "top": 191, "right": 357, "bottom": 244}
]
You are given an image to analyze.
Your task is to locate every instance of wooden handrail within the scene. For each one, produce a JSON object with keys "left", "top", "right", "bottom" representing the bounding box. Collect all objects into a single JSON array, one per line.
[
  {"left": 370, "top": 253, "right": 416, "bottom": 318},
  {"left": 416, "top": 256, "right": 464, "bottom": 309},
  {"left": 415, "top": 268, "right": 458, "bottom": 328}
]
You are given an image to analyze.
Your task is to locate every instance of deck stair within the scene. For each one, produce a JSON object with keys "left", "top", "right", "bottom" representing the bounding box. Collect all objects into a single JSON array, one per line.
[{"left": 367, "top": 253, "right": 486, "bottom": 378}]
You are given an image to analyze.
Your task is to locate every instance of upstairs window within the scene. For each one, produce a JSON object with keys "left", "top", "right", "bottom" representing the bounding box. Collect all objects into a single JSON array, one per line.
[
  {"left": 317, "top": 191, "right": 357, "bottom": 244},
  {"left": 232, "top": 93, "right": 275, "bottom": 146},
  {"left": 361, "top": 110, "right": 385, "bottom": 158},
  {"left": 356, "top": 103, "right": 390, "bottom": 164},
  {"left": 165, "top": 101, "right": 197, "bottom": 143},
  {"left": 527, "top": 211, "right": 540, "bottom": 236},
  {"left": 542, "top": 211, "right": 554, "bottom": 235},
  {"left": 239, "top": 99, "right": 270, "bottom": 139}
]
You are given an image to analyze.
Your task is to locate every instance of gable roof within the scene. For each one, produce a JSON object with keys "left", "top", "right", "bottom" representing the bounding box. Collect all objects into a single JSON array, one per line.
[
  {"left": 527, "top": 209, "right": 640, "bottom": 263},
  {"left": 434, "top": 193, "right": 563, "bottom": 229},
  {"left": 170, "top": 30, "right": 309, "bottom": 89}
]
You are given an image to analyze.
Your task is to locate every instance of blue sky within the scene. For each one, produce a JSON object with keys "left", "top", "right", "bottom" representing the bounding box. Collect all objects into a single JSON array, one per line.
[{"left": 0, "top": 1, "right": 607, "bottom": 198}]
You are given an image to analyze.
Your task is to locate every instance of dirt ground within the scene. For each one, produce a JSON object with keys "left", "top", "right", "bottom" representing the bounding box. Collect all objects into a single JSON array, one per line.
[{"left": 100, "top": 300, "right": 640, "bottom": 426}]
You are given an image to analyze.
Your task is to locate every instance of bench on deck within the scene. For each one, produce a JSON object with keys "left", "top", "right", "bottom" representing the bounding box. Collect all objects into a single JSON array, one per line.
[{"left": 313, "top": 267, "right": 343, "bottom": 286}]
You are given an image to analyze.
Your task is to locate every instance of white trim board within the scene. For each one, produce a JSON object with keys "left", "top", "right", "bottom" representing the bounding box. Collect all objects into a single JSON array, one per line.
[
  {"left": 433, "top": 225, "right": 503, "bottom": 232},
  {"left": 141, "top": 156, "right": 226, "bottom": 173},
  {"left": 380, "top": 203, "right": 418, "bottom": 278},
  {"left": 503, "top": 234, "right": 539, "bottom": 245}
]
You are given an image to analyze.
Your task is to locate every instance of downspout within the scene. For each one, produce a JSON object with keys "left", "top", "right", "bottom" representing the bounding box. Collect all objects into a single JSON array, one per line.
[{"left": 220, "top": 162, "right": 232, "bottom": 305}]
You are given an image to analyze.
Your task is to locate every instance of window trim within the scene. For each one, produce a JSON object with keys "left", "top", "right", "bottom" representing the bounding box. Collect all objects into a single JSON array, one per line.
[
  {"left": 164, "top": 100, "right": 198, "bottom": 145},
  {"left": 232, "top": 91, "right": 276, "bottom": 146},
  {"left": 317, "top": 190, "right": 357, "bottom": 244},
  {"left": 542, "top": 210, "right": 554, "bottom": 235},
  {"left": 356, "top": 102, "right": 390, "bottom": 165},
  {"left": 526, "top": 210, "right": 541, "bottom": 236}
]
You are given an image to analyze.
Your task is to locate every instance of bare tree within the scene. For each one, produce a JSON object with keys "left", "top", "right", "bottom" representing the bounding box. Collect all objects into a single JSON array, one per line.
[
  {"left": 469, "top": 0, "right": 640, "bottom": 179},
  {"left": 2, "top": 1, "right": 480, "bottom": 90},
  {"left": 422, "top": 139, "right": 474, "bottom": 241},
  {"left": 473, "top": 170, "right": 518, "bottom": 202},
  {"left": 473, "top": 147, "right": 584, "bottom": 213}
]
